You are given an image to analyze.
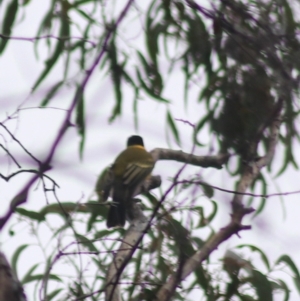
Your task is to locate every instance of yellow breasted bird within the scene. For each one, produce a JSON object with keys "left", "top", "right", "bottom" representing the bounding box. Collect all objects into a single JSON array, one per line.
[{"left": 107, "top": 135, "right": 155, "bottom": 228}]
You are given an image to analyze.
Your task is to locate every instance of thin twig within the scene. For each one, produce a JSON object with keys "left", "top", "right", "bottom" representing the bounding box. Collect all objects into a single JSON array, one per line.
[
  {"left": 176, "top": 178, "right": 299, "bottom": 199},
  {"left": 0, "top": 144, "right": 21, "bottom": 168},
  {"left": 0, "top": 122, "right": 41, "bottom": 165},
  {"left": 0, "top": 34, "right": 97, "bottom": 47}
]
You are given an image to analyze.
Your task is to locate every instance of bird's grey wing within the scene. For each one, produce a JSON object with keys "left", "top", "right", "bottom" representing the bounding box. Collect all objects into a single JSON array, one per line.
[{"left": 123, "top": 162, "right": 154, "bottom": 187}]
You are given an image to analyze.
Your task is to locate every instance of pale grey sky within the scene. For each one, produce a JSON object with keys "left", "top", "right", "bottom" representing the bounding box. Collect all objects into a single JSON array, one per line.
[{"left": 1, "top": 1, "right": 300, "bottom": 300}]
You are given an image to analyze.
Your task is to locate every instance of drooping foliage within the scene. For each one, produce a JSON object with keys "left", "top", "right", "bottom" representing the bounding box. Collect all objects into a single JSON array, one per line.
[{"left": 1, "top": 0, "right": 300, "bottom": 300}]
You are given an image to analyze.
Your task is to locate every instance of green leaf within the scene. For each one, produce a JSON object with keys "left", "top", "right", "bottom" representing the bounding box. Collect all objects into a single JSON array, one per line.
[
  {"left": 146, "top": 23, "right": 158, "bottom": 65},
  {"left": 250, "top": 270, "right": 273, "bottom": 301},
  {"left": 94, "top": 229, "right": 113, "bottom": 239},
  {"left": 151, "top": 69, "right": 163, "bottom": 96},
  {"left": 47, "top": 289, "right": 63, "bottom": 301},
  {"left": 236, "top": 244, "right": 270, "bottom": 271},
  {"left": 192, "top": 237, "right": 205, "bottom": 249},
  {"left": 136, "top": 69, "right": 169, "bottom": 103},
  {"left": 145, "top": 0, "right": 155, "bottom": 34},
  {"left": 146, "top": 23, "right": 167, "bottom": 66},
  {"left": 193, "top": 111, "right": 214, "bottom": 146},
  {"left": 282, "top": 0, "right": 296, "bottom": 35},
  {"left": 194, "top": 265, "right": 209, "bottom": 292},
  {"left": 276, "top": 254, "right": 300, "bottom": 294},
  {"left": 69, "top": 281, "right": 85, "bottom": 298},
  {"left": 11, "top": 244, "right": 28, "bottom": 277},
  {"left": 186, "top": 13, "right": 211, "bottom": 71},
  {"left": 205, "top": 200, "right": 217, "bottom": 223},
  {"left": 75, "top": 86, "right": 85, "bottom": 158},
  {"left": 32, "top": 14, "right": 70, "bottom": 91},
  {"left": 22, "top": 274, "right": 62, "bottom": 285},
  {"left": 41, "top": 81, "right": 64, "bottom": 106},
  {"left": 276, "top": 255, "right": 300, "bottom": 278},
  {"left": 161, "top": 218, "right": 194, "bottom": 259},
  {"left": 145, "top": 5, "right": 160, "bottom": 65},
  {"left": 200, "top": 182, "right": 214, "bottom": 198},
  {"left": 36, "top": 0, "right": 55, "bottom": 36},
  {"left": 108, "top": 36, "right": 123, "bottom": 122},
  {"left": 74, "top": 8, "right": 96, "bottom": 23},
  {"left": 75, "top": 234, "right": 98, "bottom": 252},
  {"left": 15, "top": 207, "right": 45, "bottom": 222},
  {"left": 20, "top": 0, "right": 32, "bottom": 5},
  {"left": 254, "top": 197, "right": 266, "bottom": 217},
  {"left": 73, "top": 0, "right": 95, "bottom": 6},
  {"left": 166, "top": 110, "right": 180, "bottom": 146},
  {"left": 21, "top": 263, "right": 39, "bottom": 284},
  {"left": 182, "top": 56, "right": 190, "bottom": 105},
  {"left": 0, "top": 0, "right": 18, "bottom": 54},
  {"left": 39, "top": 202, "right": 89, "bottom": 217},
  {"left": 276, "top": 279, "right": 290, "bottom": 301},
  {"left": 276, "top": 139, "right": 298, "bottom": 177},
  {"left": 195, "top": 201, "right": 217, "bottom": 228},
  {"left": 137, "top": 50, "right": 163, "bottom": 96},
  {"left": 50, "top": 223, "right": 70, "bottom": 240},
  {"left": 115, "top": 61, "right": 139, "bottom": 126},
  {"left": 85, "top": 201, "right": 109, "bottom": 217},
  {"left": 136, "top": 51, "right": 167, "bottom": 101},
  {"left": 137, "top": 51, "right": 152, "bottom": 80},
  {"left": 252, "top": 174, "right": 267, "bottom": 217},
  {"left": 200, "top": 74, "right": 220, "bottom": 104},
  {"left": 86, "top": 213, "right": 98, "bottom": 232},
  {"left": 239, "top": 294, "right": 256, "bottom": 301}
]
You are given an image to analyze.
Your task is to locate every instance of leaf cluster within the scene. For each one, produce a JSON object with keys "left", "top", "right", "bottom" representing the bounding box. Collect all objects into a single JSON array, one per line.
[
  {"left": 11, "top": 183, "right": 300, "bottom": 301},
  {"left": 1, "top": 0, "right": 300, "bottom": 300}
]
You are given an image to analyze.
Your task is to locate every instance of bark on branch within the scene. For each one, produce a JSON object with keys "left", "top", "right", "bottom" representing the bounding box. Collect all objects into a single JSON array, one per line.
[
  {"left": 0, "top": 252, "right": 26, "bottom": 301},
  {"left": 151, "top": 148, "right": 229, "bottom": 169}
]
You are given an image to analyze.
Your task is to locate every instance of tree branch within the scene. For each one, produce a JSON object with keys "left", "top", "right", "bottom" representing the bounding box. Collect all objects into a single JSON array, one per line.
[
  {"left": 0, "top": 122, "right": 41, "bottom": 165},
  {"left": 0, "top": 34, "right": 96, "bottom": 47},
  {"left": 105, "top": 201, "right": 148, "bottom": 301},
  {"left": 0, "top": 144, "right": 21, "bottom": 168},
  {"left": 0, "top": 252, "right": 27, "bottom": 301},
  {"left": 155, "top": 100, "right": 283, "bottom": 301},
  {"left": 150, "top": 148, "right": 229, "bottom": 169}
]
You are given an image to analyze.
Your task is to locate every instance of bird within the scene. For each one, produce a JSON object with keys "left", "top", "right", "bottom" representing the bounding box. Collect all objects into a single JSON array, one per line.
[{"left": 106, "top": 135, "right": 155, "bottom": 228}]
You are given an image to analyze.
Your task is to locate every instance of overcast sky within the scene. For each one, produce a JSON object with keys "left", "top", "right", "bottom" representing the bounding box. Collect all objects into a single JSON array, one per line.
[{"left": 1, "top": 1, "right": 300, "bottom": 300}]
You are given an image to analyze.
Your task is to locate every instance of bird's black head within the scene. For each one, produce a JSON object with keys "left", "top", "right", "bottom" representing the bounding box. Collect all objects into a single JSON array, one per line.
[{"left": 127, "top": 135, "right": 144, "bottom": 147}]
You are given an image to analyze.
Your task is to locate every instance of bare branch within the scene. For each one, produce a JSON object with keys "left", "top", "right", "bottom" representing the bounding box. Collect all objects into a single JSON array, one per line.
[
  {"left": 0, "top": 33, "right": 97, "bottom": 47},
  {"left": 0, "top": 122, "right": 41, "bottom": 165},
  {"left": 0, "top": 169, "right": 58, "bottom": 187},
  {"left": 105, "top": 201, "right": 148, "bottom": 301},
  {"left": 150, "top": 148, "right": 229, "bottom": 169},
  {"left": 0, "top": 144, "right": 21, "bottom": 168},
  {"left": 178, "top": 178, "right": 300, "bottom": 199}
]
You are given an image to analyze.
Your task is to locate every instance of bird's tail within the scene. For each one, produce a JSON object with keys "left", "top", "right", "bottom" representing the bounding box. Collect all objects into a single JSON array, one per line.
[{"left": 106, "top": 182, "right": 127, "bottom": 228}]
